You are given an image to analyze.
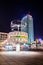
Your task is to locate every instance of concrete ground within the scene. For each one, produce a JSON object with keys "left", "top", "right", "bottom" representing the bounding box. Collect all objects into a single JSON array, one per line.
[{"left": 0, "top": 51, "right": 43, "bottom": 65}]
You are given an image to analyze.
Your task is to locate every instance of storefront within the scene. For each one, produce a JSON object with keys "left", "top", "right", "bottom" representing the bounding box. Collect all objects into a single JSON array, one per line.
[{"left": 0, "top": 31, "right": 28, "bottom": 51}]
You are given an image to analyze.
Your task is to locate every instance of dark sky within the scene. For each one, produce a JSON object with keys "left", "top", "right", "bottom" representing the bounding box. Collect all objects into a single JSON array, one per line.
[{"left": 0, "top": 0, "right": 43, "bottom": 40}]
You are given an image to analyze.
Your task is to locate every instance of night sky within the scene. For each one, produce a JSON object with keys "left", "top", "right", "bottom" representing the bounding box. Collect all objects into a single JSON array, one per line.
[{"left": 0, "top": 0, "right": 43, "bottom": 40}]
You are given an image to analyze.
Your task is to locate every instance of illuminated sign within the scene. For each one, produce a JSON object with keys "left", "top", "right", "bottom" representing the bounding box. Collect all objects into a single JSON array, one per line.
[{"left": 10, "top": 36, "right": 28, "bottom": 38}]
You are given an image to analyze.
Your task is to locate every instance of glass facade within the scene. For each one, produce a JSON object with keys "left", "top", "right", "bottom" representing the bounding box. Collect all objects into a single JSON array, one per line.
[
  {"left": 10, "top": 15, "right": 34, "bottom": 43},
  {"left": 21, "top": 14, "right": 34, "bottom": 42}
]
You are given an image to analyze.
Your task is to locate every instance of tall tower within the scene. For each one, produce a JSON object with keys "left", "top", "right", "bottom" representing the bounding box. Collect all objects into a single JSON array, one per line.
[{"left": 21, "top": 14, "right": 34, "bottom": 42}]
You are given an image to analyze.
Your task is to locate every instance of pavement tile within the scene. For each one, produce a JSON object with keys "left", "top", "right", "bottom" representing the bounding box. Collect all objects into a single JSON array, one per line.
[{"left": 0, "top": 51, "right": 43, "bottom": 65}]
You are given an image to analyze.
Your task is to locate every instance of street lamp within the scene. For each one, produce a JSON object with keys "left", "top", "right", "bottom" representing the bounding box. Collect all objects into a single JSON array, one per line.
[
  {"left": 16, "top": 24, "right": 21, "bottom": 52},
  {"left": 17, "top": 24, "right": 20, "bottom": 31}
]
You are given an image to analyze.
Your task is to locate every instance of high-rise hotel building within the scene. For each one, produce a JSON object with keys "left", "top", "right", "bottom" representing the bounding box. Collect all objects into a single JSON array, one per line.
[{"left": 21, "top": 14, "right": 34, "bottom": 42}]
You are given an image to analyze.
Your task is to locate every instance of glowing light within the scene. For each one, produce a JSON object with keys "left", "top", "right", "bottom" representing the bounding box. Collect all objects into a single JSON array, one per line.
[
  {"left": 9, "top": 31, "right": 28, "bottom": 43},
  {"left": 16, "top": 44, "right": 20, "bottom": 51},
  {"left": 39, "top": 38, "right": 42, "bottom": 42},
  {"left": 24, "top": 43, "right": 28, "bottom": 47},
  {"left": 5, "top": 45, "right": 13, "bottom": 51},
  {"left": 11, "top": 36, "right": 28, "bottom": 38},
  {"left": 0, "top": 51, "right": 40, "bottom": 56},
  {"left": 24, "top": 43, "right": 25, "bottom": 45},
  {"left": 25, "top": 44, "right": 28, "bottom": 47}
]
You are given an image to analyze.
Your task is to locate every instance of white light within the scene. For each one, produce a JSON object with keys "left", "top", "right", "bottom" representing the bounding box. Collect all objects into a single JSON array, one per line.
[
  {"left": 39, "top": 38, "right": 42, "bottom": 42},
  {"left": 5, "top": 45, "right": 13, "bottom": 51},
  {"left": 0, "top": 51, "right": 40, "bottom": 56},
  {"left": 24, "top": 43, "right": 25, "bottom": 45},
  {"left": 16, "top": 44, "right": 20, "bottom": 51}
]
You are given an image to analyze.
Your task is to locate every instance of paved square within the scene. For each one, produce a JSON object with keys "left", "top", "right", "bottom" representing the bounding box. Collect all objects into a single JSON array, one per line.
[{"left": 0, "top": 51, "right": 43, "bottom": 65}]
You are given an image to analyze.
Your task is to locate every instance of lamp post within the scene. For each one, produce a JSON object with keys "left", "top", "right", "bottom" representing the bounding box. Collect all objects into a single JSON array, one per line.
[
  {"left": 16, "top": 24, "right": 20, "bottom": 52},
  {"left": 18, "top": 25, "right": 20, "bottom": 31}
]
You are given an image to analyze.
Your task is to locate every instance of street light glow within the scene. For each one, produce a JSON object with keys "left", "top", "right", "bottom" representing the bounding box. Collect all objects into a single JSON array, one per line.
[{"left": 39, "top": 38, "right": 42, "bottom": 42}]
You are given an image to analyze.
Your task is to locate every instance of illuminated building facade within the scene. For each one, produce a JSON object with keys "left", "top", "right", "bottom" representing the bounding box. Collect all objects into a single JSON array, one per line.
[
  {"left": 10, "top": 14, "right": 34, "bottom": 44},
  {"left": 0, "top": 14, "right": 34, "bottom": 51},
  {"left": 21, "top": 14, "right": 34, "bottom": 42},
  {"left": 0, "top": 32, "right": 8, "bottom": 51},
  {"left": 8, "top": 31, "right": 28, "bottom": 43},
  {"left": 10, "top": 20, "right": 28, "bottom": 44},
  {"left": 0, "top": 32, "right": 8, "bottom": 43}
]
